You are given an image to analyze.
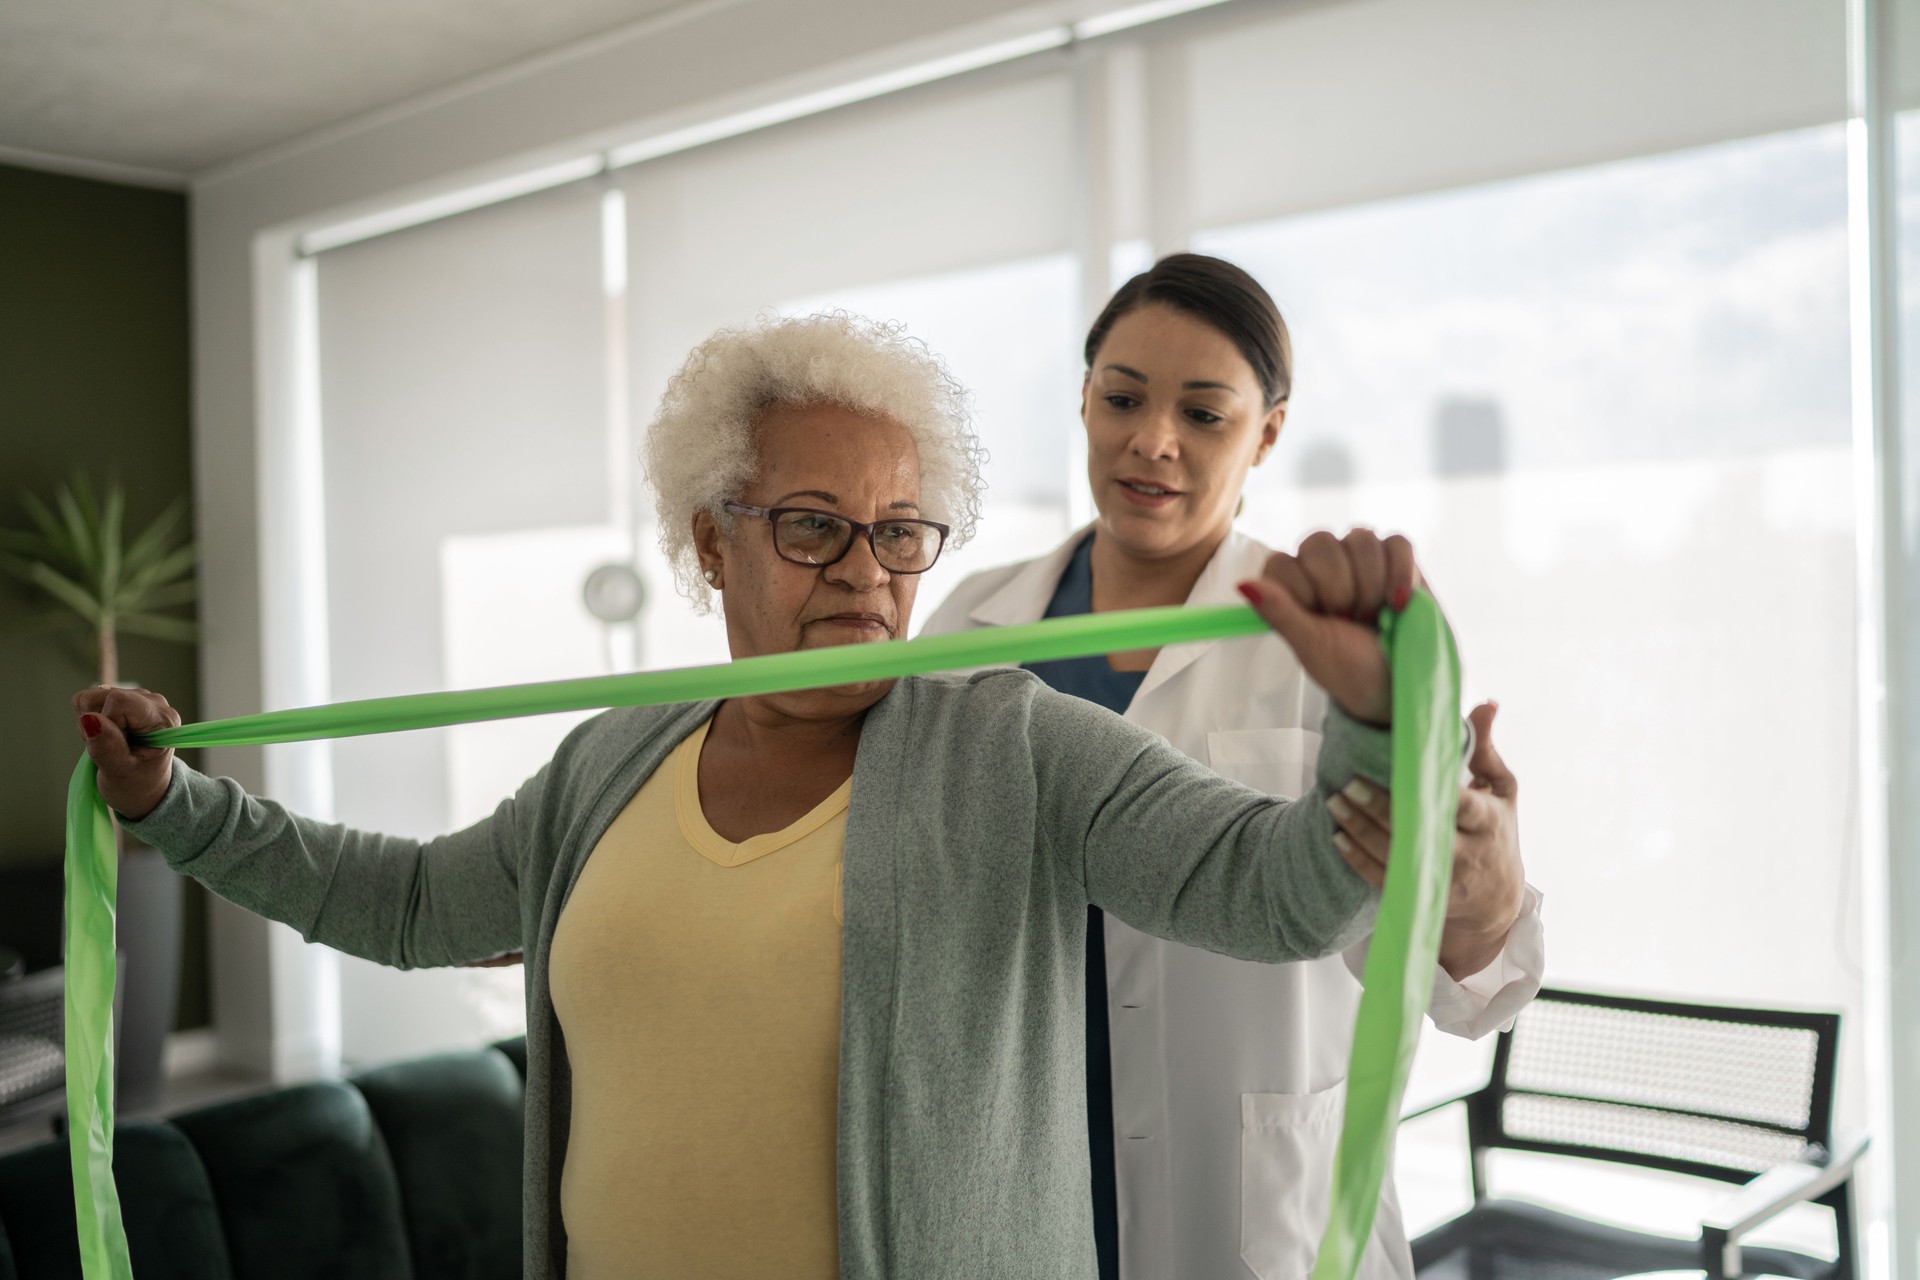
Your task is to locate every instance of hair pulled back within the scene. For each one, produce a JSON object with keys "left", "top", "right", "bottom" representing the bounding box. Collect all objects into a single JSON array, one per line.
[{"left": 1083, "top": 253, "right": 1292, "bottom": 408}]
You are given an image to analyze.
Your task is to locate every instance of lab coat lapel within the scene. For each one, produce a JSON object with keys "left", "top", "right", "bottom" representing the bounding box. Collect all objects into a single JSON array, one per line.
[
  {"left": 963, "top": 525, "right": 1273, "bottom": 700},
  {"left": 966, "top": 524, "right": 1092, "bottom": 627},
  {"left": 1131, "top": 530, "right": 1272, "bottom": 704}
]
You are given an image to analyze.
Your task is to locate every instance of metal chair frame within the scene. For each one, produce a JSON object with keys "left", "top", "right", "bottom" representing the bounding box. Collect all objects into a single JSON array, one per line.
[{"left": 1406, "top": 987, "right": 1866, "bottom": 1280}]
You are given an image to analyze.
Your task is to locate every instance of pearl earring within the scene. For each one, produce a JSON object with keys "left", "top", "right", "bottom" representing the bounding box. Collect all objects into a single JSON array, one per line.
[{"left": 703, "top": 568, "right": 718, "bottom": 584}]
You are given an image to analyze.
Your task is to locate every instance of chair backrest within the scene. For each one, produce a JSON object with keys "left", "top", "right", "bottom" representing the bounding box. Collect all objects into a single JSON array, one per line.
[
  {"left": 0, "top": 968, "right": 66, "bottom": 1124},
  {"left": 1472, "top": 987, "right": 1841, "bottom": 1186},
  {"left": 0, "top": 1043, "right": 526, "bottom": 1280}
]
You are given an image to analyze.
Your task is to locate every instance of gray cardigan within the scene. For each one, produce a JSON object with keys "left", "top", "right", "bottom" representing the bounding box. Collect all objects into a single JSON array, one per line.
[{"left": 127, "top": 668, "right": 1388, "bottom": 1279}]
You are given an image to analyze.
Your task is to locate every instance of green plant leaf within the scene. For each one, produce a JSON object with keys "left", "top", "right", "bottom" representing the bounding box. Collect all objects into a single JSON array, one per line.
[
  {"left": 115, "top": 611, "right": 198, "bottom": 643},
  {"left": 5, "top": 478, "right": 198, "bottom": 649},
  {"left": 0, "top": 550, "right": 43, "bottom": 584},
  {"left": 27, "top": 562, "right": 104, "bottom": 624},
  {"left": 125, "top": 579, "right": 197, "bottom": 610},
  {"left": 99, "top": 485, "right": 124, "bottom": 610},
  {"left": 20, "top": 490, "right": 83, "bottom": 570},
  {"left": 121, "top": 542, "right": 197, "bottom": 596},
  {"left": 120, "top": 499, "right": 187, "bottom": 577},
  {"left": 18, "top": 490, "right": 59, "bottom": 536},
  {"left": 54, "top": 482, "right": 101, "bottom": 585},
  {"left": 72, "top": 474, "right": 102, "bottom": 525},
  {"left": 0, "top": 528, "right": 51, "bottom": 556}
]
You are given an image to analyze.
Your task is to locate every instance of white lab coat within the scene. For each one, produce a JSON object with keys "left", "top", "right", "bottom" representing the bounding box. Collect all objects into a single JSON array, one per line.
[{"left": 921, "top": 527, "right": 1546, "bottom": 1280}]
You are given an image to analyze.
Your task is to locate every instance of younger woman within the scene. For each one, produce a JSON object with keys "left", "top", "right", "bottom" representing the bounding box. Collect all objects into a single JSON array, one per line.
[{"left": 924, "top": 255, "right": 1544, "bottom": 1280}]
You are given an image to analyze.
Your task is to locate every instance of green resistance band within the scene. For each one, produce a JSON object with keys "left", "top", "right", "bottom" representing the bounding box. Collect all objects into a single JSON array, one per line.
[
  {"left": 1312, "top": 590, "right": 1462, "bottom": 1279},
  {"left": 63, "top": 596, "right": 1457, "bottom": 1280}
]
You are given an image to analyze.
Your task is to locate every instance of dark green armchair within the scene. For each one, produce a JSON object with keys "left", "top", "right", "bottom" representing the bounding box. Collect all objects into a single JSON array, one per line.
[{"left": 0, "top": 1037, "right": 528, "bottom": 1280}]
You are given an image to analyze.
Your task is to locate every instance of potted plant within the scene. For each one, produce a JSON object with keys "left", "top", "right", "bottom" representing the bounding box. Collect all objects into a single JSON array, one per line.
[{"left": 0, "top": 474, "right": 199, "bottom": 1106}]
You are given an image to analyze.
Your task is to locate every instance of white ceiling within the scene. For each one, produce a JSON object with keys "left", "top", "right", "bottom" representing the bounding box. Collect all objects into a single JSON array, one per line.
[{"left": 0, "top": 0, "right": 701, "bottom": 180}]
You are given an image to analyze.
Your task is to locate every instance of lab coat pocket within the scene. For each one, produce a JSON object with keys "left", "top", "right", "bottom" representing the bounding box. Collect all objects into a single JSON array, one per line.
[
  {"left": 1240, "top": 1083, "right": 1344, "bottom": 1280},
  {"left": 1207, "top": 728, "right": 1322, "bottom": 798}
]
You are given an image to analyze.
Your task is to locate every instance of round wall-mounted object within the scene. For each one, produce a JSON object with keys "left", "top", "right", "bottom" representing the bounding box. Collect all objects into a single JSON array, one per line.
[{"left": 582, "top": 562, "right": 646, "bottom": 623}]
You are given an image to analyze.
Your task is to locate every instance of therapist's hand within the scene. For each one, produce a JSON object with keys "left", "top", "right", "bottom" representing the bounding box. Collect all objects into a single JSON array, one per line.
[
  {"left": 1237, "top": 528, "right": 1420, "bottom": 727},
  {"left": 73, "top": 686, "right": 181, "bottom": 821},
  {"left": 1325, "top": 701, "right": 1527, "bottom": 980}
]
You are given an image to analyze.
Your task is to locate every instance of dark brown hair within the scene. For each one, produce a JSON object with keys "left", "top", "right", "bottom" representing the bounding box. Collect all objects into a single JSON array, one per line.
[{"left": 1083, "top": 253, "right": 1292, "bottom": 408}]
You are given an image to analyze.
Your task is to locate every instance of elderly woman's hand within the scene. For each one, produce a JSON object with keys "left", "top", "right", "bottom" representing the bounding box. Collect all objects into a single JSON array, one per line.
[
  {"left": 73, "top": 686, "right": 182, "bottom": 821},
  {"left": 1238, "top": 528, "right": 1419, "bottom": 727},
  {"left": 1323, "top": 701, "right": 1526, "bottom": 979}
]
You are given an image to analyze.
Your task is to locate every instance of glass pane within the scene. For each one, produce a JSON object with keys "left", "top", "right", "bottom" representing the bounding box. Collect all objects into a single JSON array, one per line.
[{"left": 1198, "top": 124, "right": 1855, "bottom": 1250}]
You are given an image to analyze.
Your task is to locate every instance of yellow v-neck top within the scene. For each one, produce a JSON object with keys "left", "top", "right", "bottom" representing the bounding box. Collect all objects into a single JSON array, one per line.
[{"left": 549, "top": 715, "right": 848, "bottom": 1279}]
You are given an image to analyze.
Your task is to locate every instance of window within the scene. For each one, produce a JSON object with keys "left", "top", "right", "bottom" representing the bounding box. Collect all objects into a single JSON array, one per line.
[
  {"left": 297, "top": 7, "right": 1869, "bottom": 1254},
  {"left": 1200, "top": 121, "right": 1854, "bottom": 1255},
  {"left": 1152, "top": 0, "right": 1855, "bottom": 1247}
]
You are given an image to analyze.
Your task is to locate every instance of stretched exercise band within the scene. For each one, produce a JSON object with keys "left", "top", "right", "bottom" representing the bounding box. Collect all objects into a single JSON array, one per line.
[
  {"left": 1312, "top": 591, "right": 1462, "bottom": 1279},
  {"left": 64, "top": 596, "right": 1457, "bottom": 1280}
]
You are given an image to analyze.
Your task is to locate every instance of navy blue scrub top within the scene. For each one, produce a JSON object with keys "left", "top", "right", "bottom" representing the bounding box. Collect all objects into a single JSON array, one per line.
[
  {"left": 1024, "top": 533, "right": 1148, "bottom": 712},
  {"left": 1021, "top": 532, "right": 1139, "bottom": 1280}
]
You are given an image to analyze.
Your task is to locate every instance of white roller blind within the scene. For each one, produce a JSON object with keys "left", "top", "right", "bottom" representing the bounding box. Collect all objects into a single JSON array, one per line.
[
  {"left": 623, "top": 69, "right": 1084, "bottom": 629},
  {"left": 625, "top": 71, "right": 1078, "bottom": 409},
  {"left": 314, "top": 180, "right": 608, "bottom": 1063},
  {"left": 1185, "top": 0, "right": 1848, "bottom": 231},
  {"left": 1182, "top": 17, "right": 1865, "bottom": 1208}
]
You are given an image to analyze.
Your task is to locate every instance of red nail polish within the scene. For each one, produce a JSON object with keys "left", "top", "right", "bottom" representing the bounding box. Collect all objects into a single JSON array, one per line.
[
  {"left": 1391, "top": 585, "right": 1411, "bottom": 612},
  {"left": 80, "top": 714, "right": 102, "bottom": 739},
  {"left": 1237, "top": 583, "right": 1262, "bottom": 605}
]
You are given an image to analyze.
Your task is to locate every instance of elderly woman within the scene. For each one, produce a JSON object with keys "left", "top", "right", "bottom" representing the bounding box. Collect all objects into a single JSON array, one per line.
[{"left": 76, "top": 314, "right": 1469, "bottom": 1280}]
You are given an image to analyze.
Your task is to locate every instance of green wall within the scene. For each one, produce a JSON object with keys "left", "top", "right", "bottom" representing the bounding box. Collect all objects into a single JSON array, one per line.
[{"left": 0, "top": 161, "right": 209, "bottom": 1029}]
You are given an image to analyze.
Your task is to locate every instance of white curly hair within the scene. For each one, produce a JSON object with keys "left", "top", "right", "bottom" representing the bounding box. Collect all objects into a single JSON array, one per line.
[{"left": 642, "top": 312, "right": 986, "bottom": 611}]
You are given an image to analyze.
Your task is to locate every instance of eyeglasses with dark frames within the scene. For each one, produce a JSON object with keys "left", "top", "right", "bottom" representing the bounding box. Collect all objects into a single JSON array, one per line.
[{"left": 722, "top": 501, "right": 950, "bottom": 574}]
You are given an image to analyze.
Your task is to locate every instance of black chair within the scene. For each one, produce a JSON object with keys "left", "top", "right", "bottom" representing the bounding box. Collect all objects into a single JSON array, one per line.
[
  {"left": 1409, "top": 987, "right": 1864, "bottom": 1280},
  {"left": 0, "top": 1036, "right": 531, "bottom": 1280},
  {"left": 0, "top": 967, "right": 67, "bottom": 1133},
  {"left": 0, "top": 957, "right": 127, "bottom": 1141}
]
